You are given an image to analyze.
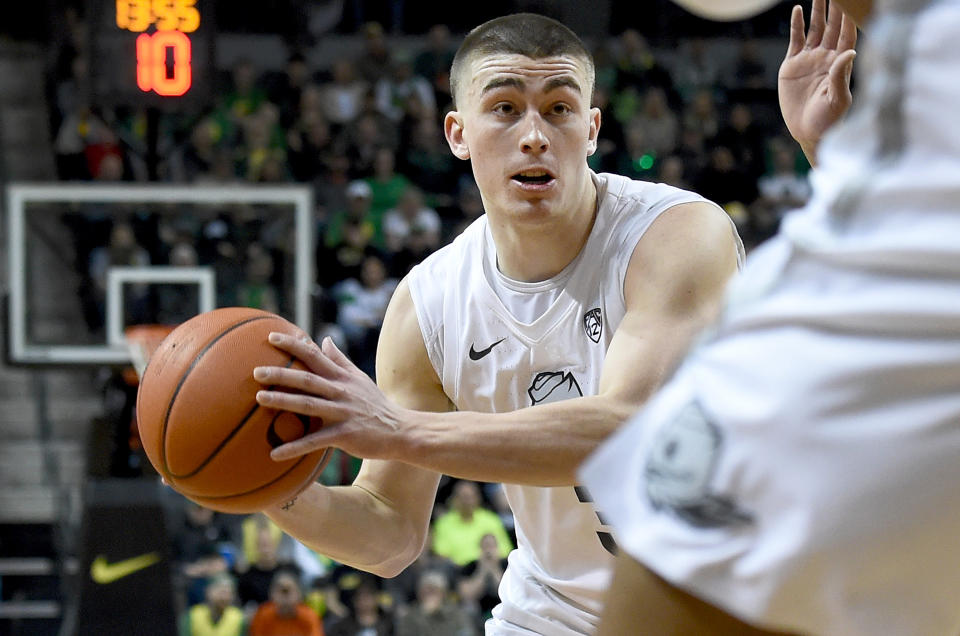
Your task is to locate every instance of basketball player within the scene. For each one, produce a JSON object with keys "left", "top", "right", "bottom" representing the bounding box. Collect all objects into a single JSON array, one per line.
[
  {"left": 579, "top": 0, "right": 960, "bottom": 634},
  {"left": 251, "top": 12, "right": 826, "bottom": 634}
]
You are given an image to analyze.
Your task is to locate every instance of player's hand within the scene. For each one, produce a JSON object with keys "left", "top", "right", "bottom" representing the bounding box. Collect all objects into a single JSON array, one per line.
[
  {"left": 778, "top": 0, "right": 857, "bottom": 165},
  {"left": 253, "top": 333, "right": 409, "bottom": 461}
]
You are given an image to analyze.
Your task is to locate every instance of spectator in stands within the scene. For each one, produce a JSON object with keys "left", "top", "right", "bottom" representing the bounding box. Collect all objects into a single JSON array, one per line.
[
  {"left": 396, "top": 570, "right": 477, "bottom": 636},
  {"left": 173, "top": 501, "right": 237, "bottom": 606},
  {"left": 727, "top": 38, "right": 769, "bottom": 91},
  {"left": 343, "top": 111, "right": 397, "bottom": 179},
  {"left": 682, "top": 89, "right": 721, "bottom": 142},
  {"left": 399, "top": 117, "right": 462, "bottom": 203},
  {"left": 332, "top": 253, "right": 398, "bottom": 377},
  {"left": 458, "top": 533, "right": 509, "bottom": 628},
  {"left": 249, "top": 569, "right": 324, "bottom": 636},
  {"left": 672, "top": 38, "right": 720, "bottom": 101},
  {"left": 222, "top": 58, "right": 268, "bottom": 123},
  {"left": 170, "top": 117, "right": 223, "bottom": 183},
  {"left": 268, "top": 51, "right": 313, "bottom": 129},
  {"left": 629, "top": 86, "right": 679, "bottom": 158},
  {"left": 607, "top": 119, "right": 658, "bottom": 181},
  {"left": 414, "top": 24, "right": 456, "bottom": 110},
  {"left": 237, "top": 103, "right": 287, "bottom": 183},
  {"left": 751, "top": 136, "right": 812, "bottom": 241},
  {"left": 322, "top": 180, "right": 377, "bottom": 265},
  {"left": 374, "top": 50, "right": 437, "bottom": 124},
  {"left": 714, "top": 102, "right": 769, "bottom": 179},
  {"left": 354, "top": 22, "right": 392, "bottom": 84},
  {"left": 364, "top": 147, "right": 412, "bottom": 247},
  {"left": 319, "top": 59, "right": 368, "bottom": 131},
  {"left": 86, "top": 220, "right": 151, "bottom": 331},
  {"left": 237, "top": 519, "right": 298, "bottom": 610},
  {"left": 432, "top": 481, "right": 513, "bottom": 567},
  {"left": 237, "top": 242, "right": 280, "bottom": 313},
  {"left": 613, "top": 29, "right": 672, "bottom": 95},
  {"left": 325, "top": 574, "right": 393, "bottom": 636},
  {"left": 180, "top": 573, "right": 246, "bottom": 636},
  {"left": 657, "top": 155, "right": 691, "bottom": 191},
  {"left": 448, "top": 179, "right": 485, "bottom": 240},
  {"left": 694, "top": 144, "right": 759, "bottom": 240},
  {"left": 287, "top": 108, "right": 333, "bottom": 183},
  {"left": 383, "top": 186, "right": 441, "bottom": 276}
]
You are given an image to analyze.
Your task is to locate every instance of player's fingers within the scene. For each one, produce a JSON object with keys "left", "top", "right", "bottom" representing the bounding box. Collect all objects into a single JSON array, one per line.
[
  {"left": 807, "top": 0, "right": 826, "bottom": 48},
  {"left": 267, "top": 331, "right": 340, "bottom": 376},
  {"left": 822, "top": 0, "right": 841, "bottom": 49},
  {"left": 785, "top": 5, "right": 805, "bottom": 58},
  {"left": 253, "top": 365, "right": 339, "bottom": 397},
  {"left": 837, "top": 10, "right": 858, "bottom": 52},
  {"left": 828, "top": 49, "right": 857, "bottom": 97},
  {"left": 271, "top": 429, "right": 338, "bottom": 461},
  {"left": 255, "top": 389, "right": 348, "bottom": 422}
]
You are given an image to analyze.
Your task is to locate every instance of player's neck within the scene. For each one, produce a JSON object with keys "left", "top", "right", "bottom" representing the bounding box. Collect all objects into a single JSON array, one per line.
[{"left": 490, "top": 183, "right": 598, "bottom": 283}]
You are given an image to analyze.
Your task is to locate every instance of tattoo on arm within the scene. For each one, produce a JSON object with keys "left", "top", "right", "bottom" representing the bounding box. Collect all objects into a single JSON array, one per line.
[{"left": 281, "top": 497, "right": 297, "bottom": 511}]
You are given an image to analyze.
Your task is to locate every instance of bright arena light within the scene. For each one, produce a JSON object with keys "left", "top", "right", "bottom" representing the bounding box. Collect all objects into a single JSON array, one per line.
[{"left": 671, "top": 0, "right": 781, "bottom": 20}]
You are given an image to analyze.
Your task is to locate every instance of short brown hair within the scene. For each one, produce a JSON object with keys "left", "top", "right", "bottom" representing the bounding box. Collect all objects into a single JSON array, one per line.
[{"left": 449, "top": 13, "right": 595, "bottom": 109}]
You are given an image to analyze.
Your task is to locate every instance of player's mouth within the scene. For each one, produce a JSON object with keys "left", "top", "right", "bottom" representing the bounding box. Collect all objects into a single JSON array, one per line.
[{"left": 511, "top": 169, "right": 556, "bottom": 192}]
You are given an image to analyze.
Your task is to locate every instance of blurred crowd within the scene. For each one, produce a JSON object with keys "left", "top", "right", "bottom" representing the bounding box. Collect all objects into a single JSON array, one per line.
[
  {"left": 171, "top": 478, "right": 513, "bottom": 635},
  {"left": 49, "top": 5, "right": 814, "bottom": 632}
]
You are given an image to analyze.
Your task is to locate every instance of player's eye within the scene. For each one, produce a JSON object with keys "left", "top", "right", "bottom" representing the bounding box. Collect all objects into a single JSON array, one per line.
[
  {"left": 493, "top": 102, "right": 518, "bottom": 115},
  {"left": 549, "top": 103, "right": 572, "bottom": 116}
]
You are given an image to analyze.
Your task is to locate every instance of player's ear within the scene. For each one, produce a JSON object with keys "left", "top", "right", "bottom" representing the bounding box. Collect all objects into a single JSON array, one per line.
[
  {"left": 586, "top": 107, "right": 601, "bottom": 157},
  {"left": 444, "top": 110, "right": 470, "bottom": 160}
]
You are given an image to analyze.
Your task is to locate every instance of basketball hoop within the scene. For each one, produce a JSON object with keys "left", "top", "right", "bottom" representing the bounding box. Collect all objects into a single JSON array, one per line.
[{"left": 124, "top": 324, "right": 176, "bottom": 383}]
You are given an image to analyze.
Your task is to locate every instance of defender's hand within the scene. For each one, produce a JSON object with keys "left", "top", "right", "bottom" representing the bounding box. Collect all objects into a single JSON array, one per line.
[
  {"left": 778, "top": 0, "right": 857, "bottom": 165},
  {"left": 254, "top": 334, "right": 409, "bottom": 461}
]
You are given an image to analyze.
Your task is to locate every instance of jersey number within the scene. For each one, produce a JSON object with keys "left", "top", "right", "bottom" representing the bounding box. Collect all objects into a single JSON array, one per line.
[{"left": 575, "top": 486, "right": 618, "bottom": 555}]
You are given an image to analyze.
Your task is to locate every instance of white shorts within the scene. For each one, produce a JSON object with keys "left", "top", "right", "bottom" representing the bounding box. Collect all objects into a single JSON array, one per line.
[{"left": 486, "top": 552, "right": 599, "bottom": 636}]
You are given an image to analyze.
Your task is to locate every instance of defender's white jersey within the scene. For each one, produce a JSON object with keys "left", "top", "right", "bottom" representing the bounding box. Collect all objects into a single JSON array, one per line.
[
  {"left": 582, "top": 2, "right": 960, "bottom": 635},
  {"left": 408, "top": 171, "right": 737, "bottom": 634}
]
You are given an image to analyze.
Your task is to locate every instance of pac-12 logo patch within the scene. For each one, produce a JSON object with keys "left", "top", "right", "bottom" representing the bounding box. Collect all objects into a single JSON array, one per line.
[
  {"left": 583, "top": 308, "right": 602, "bottom": 343},
  {"left": 644, "top": 401, "right": 753, "bottom": 529}
]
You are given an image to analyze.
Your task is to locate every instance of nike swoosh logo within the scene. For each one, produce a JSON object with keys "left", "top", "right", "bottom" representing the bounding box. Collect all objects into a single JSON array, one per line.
[
  {"left": 469, "top": 338, "right": 505, "bottom": 361},
  {"left": 90, "top": 552, "right": 161, "bottom": 584}
]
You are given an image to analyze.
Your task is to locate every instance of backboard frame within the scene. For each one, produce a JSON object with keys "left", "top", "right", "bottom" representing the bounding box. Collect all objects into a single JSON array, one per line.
[{"left": 5, "top": 183, "right": 314, "bottom": 366}]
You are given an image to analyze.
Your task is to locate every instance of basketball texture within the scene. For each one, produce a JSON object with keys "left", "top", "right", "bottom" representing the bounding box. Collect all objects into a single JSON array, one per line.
[{"left": 136, "top": 307, "right": 330, "bottom": 513}]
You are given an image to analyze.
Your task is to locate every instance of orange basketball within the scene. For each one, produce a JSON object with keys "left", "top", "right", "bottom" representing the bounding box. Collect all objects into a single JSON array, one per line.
[{"left": 136, "top": 307, "right": 330, "bottom": 513}]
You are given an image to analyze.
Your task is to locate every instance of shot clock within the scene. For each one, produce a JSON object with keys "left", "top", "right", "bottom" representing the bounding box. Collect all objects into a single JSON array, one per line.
[{"left": 88, "top": 0, "right": 214, "bottom": 107}]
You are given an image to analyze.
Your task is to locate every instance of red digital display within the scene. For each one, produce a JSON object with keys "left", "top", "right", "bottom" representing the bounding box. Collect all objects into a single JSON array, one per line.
[
  {"left": 136, "top": 30, "right": 192, "bottom": 96},
  {"left": 116, "top": 0, "right": 200, "bottom": 97}
]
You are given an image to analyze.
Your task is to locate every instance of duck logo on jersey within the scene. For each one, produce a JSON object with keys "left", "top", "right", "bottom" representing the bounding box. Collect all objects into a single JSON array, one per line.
[
  {"left": 644, "top": 401, "right": 753, "bottom": 528},
  {"left": 528, "top": 371, "right": 582, "bottom": 406},
  {"left": 583, "top": 308, "right": 602, "bottom": 343}
]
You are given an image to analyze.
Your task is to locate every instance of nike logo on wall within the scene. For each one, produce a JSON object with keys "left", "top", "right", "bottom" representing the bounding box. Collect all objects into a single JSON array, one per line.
[
  {"left": 469, "top": 338, "right": 505, "bottom": 361},
  {"left": 90, "top": 552, "right": 161, "bottom": 584}
]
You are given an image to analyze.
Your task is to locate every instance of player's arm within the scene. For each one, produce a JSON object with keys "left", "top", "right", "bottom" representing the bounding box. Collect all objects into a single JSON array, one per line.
[
  {"left": 257, "top": 202, "right": 739, "bottom": 486},
  {"left": 597, "top": 552, "right": 796, "bottom": 636},
  {"left": 263, "top": 280, "right": 450, "bottom": 577}
]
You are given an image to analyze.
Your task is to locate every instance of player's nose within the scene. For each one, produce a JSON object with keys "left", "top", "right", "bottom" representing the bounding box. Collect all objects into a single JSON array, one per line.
[{"left": 518, "top": 113, "right": 549, "bottom": 154}]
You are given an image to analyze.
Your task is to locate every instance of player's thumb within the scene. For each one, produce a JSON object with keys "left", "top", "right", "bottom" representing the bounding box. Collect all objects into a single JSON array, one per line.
[{"left": 829, "top": 50, "right": 857, "bottom": 96}]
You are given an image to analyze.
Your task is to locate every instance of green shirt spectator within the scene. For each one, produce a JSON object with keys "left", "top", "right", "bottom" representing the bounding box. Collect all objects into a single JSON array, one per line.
[{"left": 432, "top": 481, "right": 513, "bottom": 567}]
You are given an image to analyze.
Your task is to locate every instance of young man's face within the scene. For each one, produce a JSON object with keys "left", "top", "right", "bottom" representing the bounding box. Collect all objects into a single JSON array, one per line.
[{"left": 445, "top": 53, "right": 600, "bottom": 226}]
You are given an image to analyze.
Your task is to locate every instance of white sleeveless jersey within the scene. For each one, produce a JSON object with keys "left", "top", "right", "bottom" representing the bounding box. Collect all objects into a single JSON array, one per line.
[{"left": 408, "top": 171, "right": 732, "bottom": 633}]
